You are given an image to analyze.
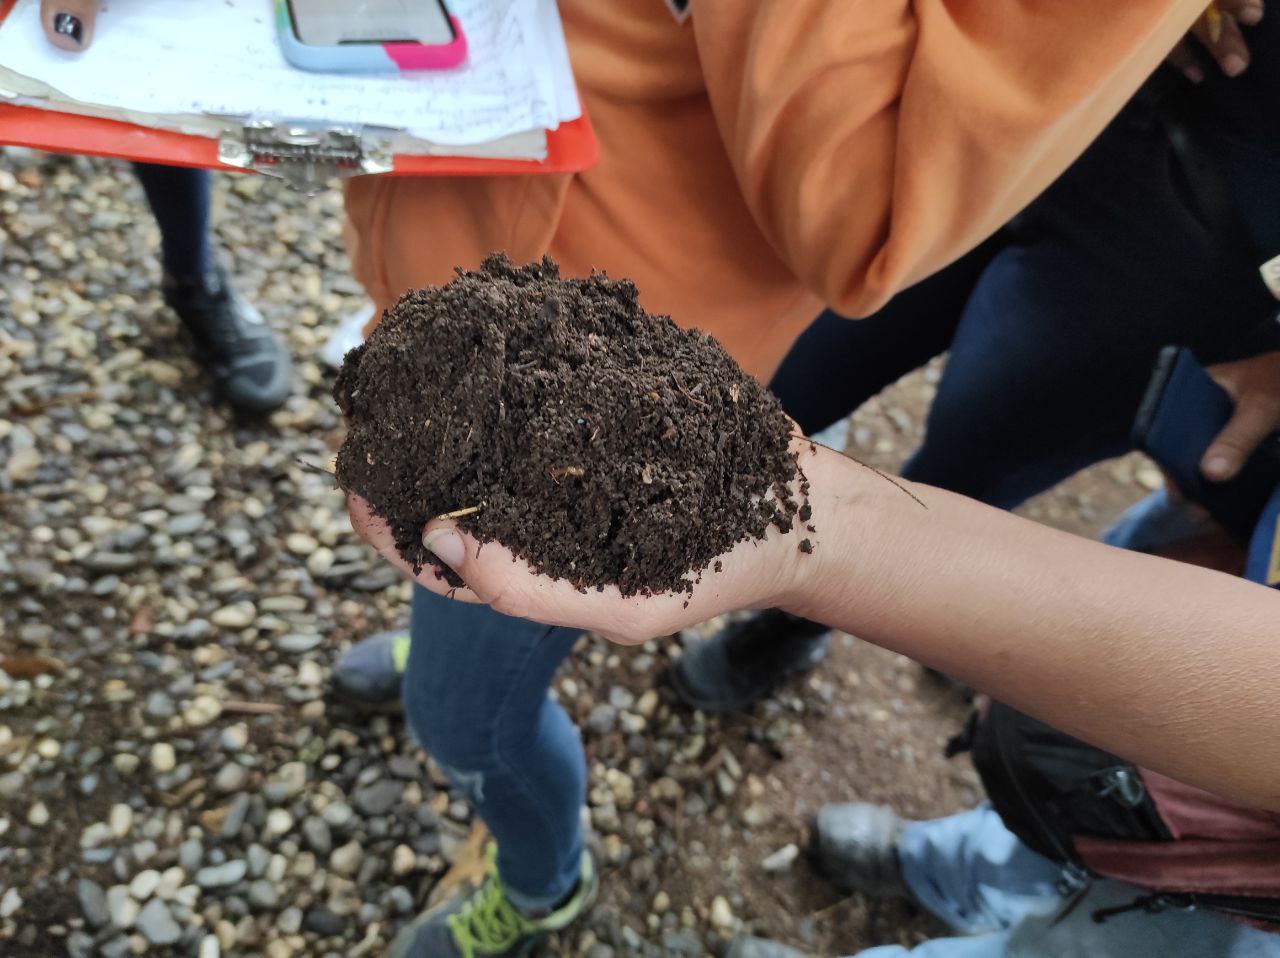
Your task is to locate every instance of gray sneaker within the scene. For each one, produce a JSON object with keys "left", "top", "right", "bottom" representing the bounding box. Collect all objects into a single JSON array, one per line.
[
  {"left": 726, "top": 937, "right": 815, "bottom": 958},
  {"left": 670, "top": 609, "right": 830, "bottom": 713},
  {"left": 810, "top": 803, "right": 910, "bottom": 899},
  {"left": 330, "top": 629, "right": 410, "bottom": 710}
]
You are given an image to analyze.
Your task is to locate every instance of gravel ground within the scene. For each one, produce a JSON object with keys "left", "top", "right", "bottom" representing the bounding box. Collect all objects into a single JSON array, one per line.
[{"left": 0, "top": 151, "right": 1158, "bottom": 957}]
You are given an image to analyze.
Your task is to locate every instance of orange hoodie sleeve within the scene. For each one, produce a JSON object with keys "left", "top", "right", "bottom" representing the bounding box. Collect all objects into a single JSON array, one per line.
[{"left": 694, "top": 1, "right": 1205, "bottom": 317}]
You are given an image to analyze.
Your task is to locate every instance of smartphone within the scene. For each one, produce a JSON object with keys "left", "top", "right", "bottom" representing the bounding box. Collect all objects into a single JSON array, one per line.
[
  {"left": 276, "top": 0, "right": 467, "bottom": 73},
  {"left": 1132, "top": 345, "right": 1280, "bottom": 544}
]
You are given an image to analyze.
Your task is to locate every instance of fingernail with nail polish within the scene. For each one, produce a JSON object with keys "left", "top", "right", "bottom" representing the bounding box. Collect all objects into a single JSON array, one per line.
[{"left": 54, "top": 12, "right": 83, "bottom": 44}]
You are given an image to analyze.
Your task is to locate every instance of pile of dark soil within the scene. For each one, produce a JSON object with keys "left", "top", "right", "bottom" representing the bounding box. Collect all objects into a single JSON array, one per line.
[{"left": 333, "top": 254, "right": 809, "bottom": 596}]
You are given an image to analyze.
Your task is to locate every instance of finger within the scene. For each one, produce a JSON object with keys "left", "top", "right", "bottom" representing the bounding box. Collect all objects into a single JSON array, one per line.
[
  {"left": 1201, "top": 398, "right": 1280, "bottom": 481},
  {"left": 1191, "top": 12, "right": 1251, "bottom": 76},
  {"left": 40, "top": 0, "right": 98, "bottom": 51},
  {"left": 1167, "top": 40, "right": 1206, "bottom": 83},
  {"left": 1219, "top": 0, "right": 1264, "bottom": 26},
  {"left": 345, "top": 494, "right": 484, "bottom": 602}
]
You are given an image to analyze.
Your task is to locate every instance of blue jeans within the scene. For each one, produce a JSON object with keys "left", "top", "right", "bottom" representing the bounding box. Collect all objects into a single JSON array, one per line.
[
  {"left": 854, "top": 807, "right": 1280, "bottom": 957},
  {"left": 401, "top": 61, "right": 1280, "bottom": 909}
]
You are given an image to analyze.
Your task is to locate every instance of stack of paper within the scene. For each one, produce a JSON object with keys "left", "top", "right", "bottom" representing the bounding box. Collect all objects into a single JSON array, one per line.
[{"left": 0, "top": 0, "right": 579, "bottom": 160}]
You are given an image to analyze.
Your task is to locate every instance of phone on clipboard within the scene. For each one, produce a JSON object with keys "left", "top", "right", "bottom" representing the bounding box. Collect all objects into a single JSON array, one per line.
[{"left": 276, "top": 0, "right": 468, "bottom": 73}]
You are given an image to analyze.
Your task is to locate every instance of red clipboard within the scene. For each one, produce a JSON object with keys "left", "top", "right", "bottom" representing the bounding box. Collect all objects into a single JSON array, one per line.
[{"left": 0, "top": 0, "right": 597, "bottom": 178}]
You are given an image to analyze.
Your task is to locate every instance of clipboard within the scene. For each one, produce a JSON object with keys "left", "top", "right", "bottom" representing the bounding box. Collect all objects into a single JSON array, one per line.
[{"left": 0, "top": 0, "right": 597, "bottom": 190}]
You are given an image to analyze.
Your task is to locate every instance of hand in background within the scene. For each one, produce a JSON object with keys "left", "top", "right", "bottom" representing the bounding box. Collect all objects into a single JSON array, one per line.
[
  {"left": 1202, "top": 350, "right": 1280, "bottom": 481},
  {"left": 1168, "top": 0, "right": 1264, "bottom": 81}
]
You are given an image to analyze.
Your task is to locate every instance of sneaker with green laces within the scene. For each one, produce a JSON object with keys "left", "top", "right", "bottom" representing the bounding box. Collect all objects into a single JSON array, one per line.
[
  {"left": 387, "top": 845, "right": 599, "bottom": 958},
  {"left": 330, "top": 629, "right": 411, "bottom": 710}
]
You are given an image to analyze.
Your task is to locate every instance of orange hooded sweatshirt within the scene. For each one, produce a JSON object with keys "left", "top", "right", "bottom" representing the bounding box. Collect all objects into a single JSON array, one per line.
[{"left": 344, "top": 0, "right": 1204, "bottom": 382}]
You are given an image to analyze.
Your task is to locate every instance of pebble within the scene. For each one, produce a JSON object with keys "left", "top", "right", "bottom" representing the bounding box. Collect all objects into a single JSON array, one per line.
[
  {"left": 107, "top": 885, "right": 139, "bottom": 929},
  {"left": 709, "top": 896, "right": 735, "bottom": 930},
  {"left": 136, "top": 898, "right": 182, "bottom": 945},
  {"left": 109, "top": 803, "right": 134, "bottom": 838},
  {"left": 114, "top": 753, "right": 141, "bottom": 775},
  {"left": 353, "top": 780, "right": 402, "bottom": 816},
  {"left": 247, "top": 879, "right": 280, "bottom": 910},
  {"left": 265, "top": 761, "right": 307, "bottom": 802},
  {"left": 79, "top": 879, "right": 110, "bottom": 927},
  {"left": 211, "top": 601, "right": 256, "bottom": 629},
  {"left": 277, "top": 633, "right": 322, "bottom": 653},
  {"left": 301, "top": 816, "right": 332, "bottom": 855},
  {"left": 214, "top": 762, "right": 250, "bottom": 793},
  {"left": 149, "top": 742, "right": 176, "bottom": 773},
  {"left": 303, "top": 907, "right": 345, "bottom": 936},
  {"left": 220, "top": 723, "right": 250, "bottom": 751},
  {"left": 27, "top": 801, "right": 49, "bottom": 827},
  {"left": 265, "top": 808, "right": 294, "bottom": 836},
  {"left": 762, "top": 843, "right": 800, "bottom": 873},
  {"left": 0, "top": 887, "right": 21, "bottom": 918},
  {"left": 198, "top": 935, "right": 221, "bottom": 958},
  {"left": 195, "top": 860, "right": 247, "bottom": 889},
  {"left": 184, "top": 694, "right": 223, "bottom": 727},
  {"left": 285, "top": 532, "right": 319, "bottom": 555},
  {"left": 329, "top": 840, "right": 363, "bottom": 877},
  {"left": 391, "top": 844, "right": 416, "bottom": 876},
  {"left": 128, "top": 869, "right": 161, "bottom": 901}
]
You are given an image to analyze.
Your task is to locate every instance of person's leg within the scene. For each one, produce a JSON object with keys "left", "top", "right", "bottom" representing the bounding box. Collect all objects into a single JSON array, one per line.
[
  {"left": 769, "top": 240, "right": 1000, "bottom": 435},
  {"left": 900, "top": 101, "right": 1280, "bottom": 508},
  {"left": 896, "top": 806, "right": 1066, "bottom": 935},
  {"left": 131, "top": 163, "right": 213, "bottom": 282},
  {"left": 387, "top": 587, "right": 594, "bottom": 956},
  {"left": 130, "top": 163, "right": 291, "bottom": 412},
  {"left": 402, "top": 585, "right": 586, "bottom": 911}
]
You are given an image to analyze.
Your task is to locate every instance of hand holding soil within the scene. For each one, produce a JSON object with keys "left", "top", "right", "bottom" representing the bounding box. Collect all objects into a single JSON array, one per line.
[{"left": 335, "top": 255, "right": 815, "bottom": 634}]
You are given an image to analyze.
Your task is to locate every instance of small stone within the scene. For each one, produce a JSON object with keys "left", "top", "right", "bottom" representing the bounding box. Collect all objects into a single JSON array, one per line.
[
  {"left": 277, "top": 633, "right": 322, "bottom": 653},
  {"left": 214, "top": 762, "right": 249, "bottom": 793},
  {"left": 265, "top": 808, "right": 294, "bottom": 836},
  {"left": 149, "top": 743, "right": 176, "bottom": 774},
  {"left": 585, "top": 704, "right": 617, "bottom": 736},
  {"left": 195, "top": 860, "right": 247, "bottom": 889},
  {"left": 246, "top": 879, "right": 279, "bottom": 910},
  {"left": 740, "top": 803, "right": 773, "bottom": 828},
  {"left": 0, "top": 887, "right": 21, "bottom": 918},
  {"left": 109, "top": 803, "right": 134, "bottom": 838},
  {"left": 391, "top": 844, "right": 416, "bottom": 877},
  {"left": 265, "top": 762, "right": 307, "bottom": 802},
  {"left": 128, "top": 869, "right": 161, "bottom": 901},
  {"left": 305, "top": 547, "right": 335, "bottom": 577},
  {"left": 79, "top": 879, "right": 110, "bottom": 927},
  {"left": 178, "top": 839, "right": 203, "bottom": 873},
  {"left": 198, "top": 935, "right": 221, "bottom": 958},
  {"left": 183, "top": 695, "right": 222, "bottom": 727},
  {"left": 352, "top": 780, "right": 402, "bottom": 816},
  {"left": 329, "top": 840, "right": 363, "bottom": 877},
  {"left": 211, "top": 601, "right": 256, "bottom": 629},
  {"left": 709, "top": 896, "right": 735, "bottom": 930},
  {"left": 27, "top": 801, "right": 49, "bottom": 827},
  {"left": 285, "top": 532, "right": 319, "bottom": 555},
  {"left": 219, "top": 724, "right": 250, "bottom": 751},
  {"left": 35, "top": 737, "right": 60, "bottom": 759},
  {"left": 301, "top": 816, "right": 332, "bottom": 855},
  {"left": 81, "top": 822, "right": 115, "bottom": 848},
  {"left": 114, "top": 753, "right": 141, "bottom": 775},
  {"left": 136, "top": 899, "right": 182, "bottom": 945},
  {"left": 107, "top": 885, "right": 139, "bottom": 929},
  {"left": 144, "top": 692, "right": 175, "bottom": 719},
  {"left": 303, "top": 908, "right": 345, "bottom": 936},
  {"left": 0, "top": 772, "right": 25, "bottom": 798},
  {"left": 652, "top": 891, "right": 670, "bottom": 913},
  {"left": 762, "top": 843, "right": 799, "bottom": 873}
]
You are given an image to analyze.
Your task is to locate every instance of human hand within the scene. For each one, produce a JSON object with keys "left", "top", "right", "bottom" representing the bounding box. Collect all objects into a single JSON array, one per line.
[
  {"left": 1201, "top": 350, "right": 1280, "bottom": 481},
  {"left": 1168, "top": 0, "right": 1264, "bottom": 82},
  {"left": 39, "top": 0, "right": 98, "bottom": 51},
  {"left": 346, "top": 440, "right": 820, "bottom": 646}
]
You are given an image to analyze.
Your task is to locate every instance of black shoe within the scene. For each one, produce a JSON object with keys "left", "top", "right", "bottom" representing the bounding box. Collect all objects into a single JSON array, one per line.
[
  {"left": 164, "top": 267, "right": 291, "bottom": 413},
  {"left": 669, "top": 609, "right": 830, "bottom": 713},
  {"left": 810, "top": 802, "right": 910, "bottom": 899}
]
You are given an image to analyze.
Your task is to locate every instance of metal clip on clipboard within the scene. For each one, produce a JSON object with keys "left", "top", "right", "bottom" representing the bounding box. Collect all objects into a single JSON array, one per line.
[{"left": 217, "top": 117, "right": 396, "bottom": 194}]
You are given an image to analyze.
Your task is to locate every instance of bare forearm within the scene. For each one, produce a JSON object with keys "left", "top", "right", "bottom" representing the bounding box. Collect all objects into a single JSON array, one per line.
[{"left": 785, "top": 446, "right": 1280, "bottom": 809}]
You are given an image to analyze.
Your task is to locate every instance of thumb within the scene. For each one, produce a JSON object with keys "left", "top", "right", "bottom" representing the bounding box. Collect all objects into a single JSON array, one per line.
[
  {"left": 421, "top": 522, "right": 467, "bottom": 572},
  {"left": 1201, "top": 398, "right": 1278, "bottom": 481},
  {"left": 40, "top": 0, "right": 98, "bottom": 51}
]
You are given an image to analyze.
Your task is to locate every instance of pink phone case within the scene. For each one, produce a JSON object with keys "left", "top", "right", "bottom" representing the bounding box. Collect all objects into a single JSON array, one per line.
[{"left": 276, "top": 1, "right": 468, "bottom": 73}]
